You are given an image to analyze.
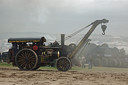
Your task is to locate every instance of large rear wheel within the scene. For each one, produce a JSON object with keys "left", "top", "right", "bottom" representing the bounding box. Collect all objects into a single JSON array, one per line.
[
  {"left": 15, "top": 48, "right": 38, "bottom": 70},
  {"left": 56, "top": 57, "right": 71, "bottom": 72}
]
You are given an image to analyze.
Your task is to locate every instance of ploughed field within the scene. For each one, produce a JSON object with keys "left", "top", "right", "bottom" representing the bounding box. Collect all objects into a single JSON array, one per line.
[{"left": 0, "top": 65, "right": 128, "bottom": 85}]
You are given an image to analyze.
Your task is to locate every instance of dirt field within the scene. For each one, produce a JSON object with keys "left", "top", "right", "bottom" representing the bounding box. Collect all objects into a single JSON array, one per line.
[{"left": 0, "top": 67, "right": 128, "bottom": 85}]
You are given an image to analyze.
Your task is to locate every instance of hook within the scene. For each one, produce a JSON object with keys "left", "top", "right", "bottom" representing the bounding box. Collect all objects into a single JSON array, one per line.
[
  {"left": 102, "top": 32, "right": 105, "bottom": 35},
  {"left": 101, "top": 25, "right": 107, "bottom": 35}
]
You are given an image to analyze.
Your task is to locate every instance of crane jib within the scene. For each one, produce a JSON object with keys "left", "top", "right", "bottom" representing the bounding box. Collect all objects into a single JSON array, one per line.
[{"left": 69, "top": 19, "right": 109, "bottom": 59}]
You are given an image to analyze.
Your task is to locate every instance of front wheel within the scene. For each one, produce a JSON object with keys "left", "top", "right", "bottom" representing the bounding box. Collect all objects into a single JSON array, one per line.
[{"left": 56, "top": 57, "right": 71, "bottom": 72}]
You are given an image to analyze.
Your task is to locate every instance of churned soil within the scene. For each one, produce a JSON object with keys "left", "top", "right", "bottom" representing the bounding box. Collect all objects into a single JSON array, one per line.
[{"left": 0, "top": 67, "right": 128, "bottom": 85}]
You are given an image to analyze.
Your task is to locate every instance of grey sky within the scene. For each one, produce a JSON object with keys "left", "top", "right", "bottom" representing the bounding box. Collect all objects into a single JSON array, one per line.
[{"left": 0, "top": 0, "right": 128, "bottom": 36}]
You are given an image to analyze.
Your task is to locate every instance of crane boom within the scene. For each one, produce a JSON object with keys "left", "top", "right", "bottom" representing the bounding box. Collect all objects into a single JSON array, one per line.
[{"left": 69, "top": 19, "right": 109, "bottom": 59}]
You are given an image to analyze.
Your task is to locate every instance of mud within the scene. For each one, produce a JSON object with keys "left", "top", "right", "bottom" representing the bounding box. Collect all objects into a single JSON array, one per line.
[{"left": 0, "top": 67, "right": 128, "bottom": 85}]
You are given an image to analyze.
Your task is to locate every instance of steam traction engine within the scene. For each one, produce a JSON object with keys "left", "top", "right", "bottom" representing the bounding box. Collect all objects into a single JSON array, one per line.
[
  {"left": 8, "top": 36, "right": 71, "bottom": 71},
  {"left": 8, "top": 19, "right": 109, "bottom": 71}
]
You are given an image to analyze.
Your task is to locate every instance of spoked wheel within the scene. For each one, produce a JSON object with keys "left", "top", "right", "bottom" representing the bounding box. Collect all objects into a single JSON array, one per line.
[
  {"left": 15, "top": 48, "right": 38, "bottom": 70},
  {"left": 56, "top": 57, "right": 71, "bottom": 72}
]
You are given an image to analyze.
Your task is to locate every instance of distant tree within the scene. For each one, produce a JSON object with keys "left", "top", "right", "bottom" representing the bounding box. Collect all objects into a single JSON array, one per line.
[
  {"left": 101, "top": 43, "right": 109, "bottom": 48},
  {"left": 120, "top": 48, "right": 125, "bottom": 56},
  {"left": 112, "top": 47, "right": 120, "bottom": 57}
]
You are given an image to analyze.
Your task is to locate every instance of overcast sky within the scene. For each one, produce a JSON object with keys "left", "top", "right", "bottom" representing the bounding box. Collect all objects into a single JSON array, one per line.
[{"left": 0, "top": 0, "right": 128, "bottom": 37}]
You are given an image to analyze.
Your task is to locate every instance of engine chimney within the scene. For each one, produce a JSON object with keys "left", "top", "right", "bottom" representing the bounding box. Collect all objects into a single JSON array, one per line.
[{"left": 61, "top": 34, "right": 65, "bottom": 47}]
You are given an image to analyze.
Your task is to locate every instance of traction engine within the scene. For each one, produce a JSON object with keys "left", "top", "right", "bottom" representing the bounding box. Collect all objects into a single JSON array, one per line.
[{"left": 8, "top": 19, "right": 109, "bottom": 71}]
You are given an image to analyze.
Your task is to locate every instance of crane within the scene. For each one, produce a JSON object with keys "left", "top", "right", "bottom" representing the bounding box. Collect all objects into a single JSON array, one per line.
[
  {"left": 69, "top": 19, "right": 109, "bottom": 59},
  {"left": 56, "top": 19, "right": 109, "bottom": 71}
]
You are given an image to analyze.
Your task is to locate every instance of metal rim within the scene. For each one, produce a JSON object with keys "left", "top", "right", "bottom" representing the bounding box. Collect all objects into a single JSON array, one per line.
[
  {"left": 56, "top": 57, "right": 71, "bottom": 72},
  {"left": 15, "top": 48, "right": 38, "bottom": 70}
]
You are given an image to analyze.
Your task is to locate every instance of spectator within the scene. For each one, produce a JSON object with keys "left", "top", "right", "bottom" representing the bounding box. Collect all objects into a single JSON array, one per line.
[
  {"left": 88, "top": 55, "right": 93, "bottom": 69},
  {"left": 81, "top": 56, "right": 86, "bottom": 68}
]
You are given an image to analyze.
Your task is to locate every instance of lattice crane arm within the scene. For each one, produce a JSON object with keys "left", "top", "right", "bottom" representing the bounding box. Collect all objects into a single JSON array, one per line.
[{"left": 69, "top": 19, "right": 109, "bottom": 59}]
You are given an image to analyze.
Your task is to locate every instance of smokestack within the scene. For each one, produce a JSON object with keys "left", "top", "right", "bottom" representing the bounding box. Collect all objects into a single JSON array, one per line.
[{"left": 61, "top": 34, "right": 65, "bottom": 46}]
